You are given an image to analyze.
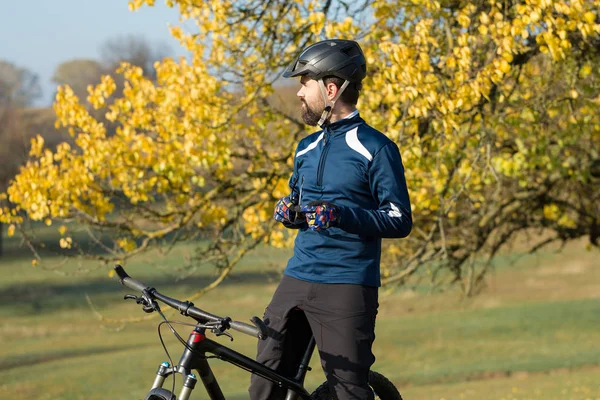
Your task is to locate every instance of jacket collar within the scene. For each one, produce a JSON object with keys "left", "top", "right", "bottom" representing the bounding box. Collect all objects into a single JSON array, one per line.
[{"left": 323, "top": 110, "right": 363, "bottom": 135}]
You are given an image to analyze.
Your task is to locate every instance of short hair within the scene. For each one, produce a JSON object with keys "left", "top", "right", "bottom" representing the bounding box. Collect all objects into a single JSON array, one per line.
[{"left": 323, "top": 75, "right": 362, "bottom": 106}]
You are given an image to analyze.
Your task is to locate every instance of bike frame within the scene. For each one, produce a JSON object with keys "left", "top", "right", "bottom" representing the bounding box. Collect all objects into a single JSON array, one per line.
[
  {"left": 152, "top": 325, "right": 317, "bottom": 400},
  {"left": 113, "top": 265, "right": 319, "bottom": 400}
]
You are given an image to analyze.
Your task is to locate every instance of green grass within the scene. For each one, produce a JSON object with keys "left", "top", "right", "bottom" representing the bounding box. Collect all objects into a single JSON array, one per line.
[
  {"left": 403, "top": 367, "right": 600, "bottom": 400},
  {"left": 374, "top": 298, "right": 600, "bottom": 385},
  {"left": 1, "top": 225, "right": 599, "bottom": 399}
]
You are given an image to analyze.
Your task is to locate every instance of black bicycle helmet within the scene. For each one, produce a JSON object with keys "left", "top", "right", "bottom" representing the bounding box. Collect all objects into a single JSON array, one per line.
[{"left": 283, "top": 39, "right": 367, "bottom": 83}]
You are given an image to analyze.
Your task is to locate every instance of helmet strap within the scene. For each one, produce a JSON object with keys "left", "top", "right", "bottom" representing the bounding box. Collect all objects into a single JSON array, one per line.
[{"left": 317, "top": 79, "right": 350, "bottom": 128}]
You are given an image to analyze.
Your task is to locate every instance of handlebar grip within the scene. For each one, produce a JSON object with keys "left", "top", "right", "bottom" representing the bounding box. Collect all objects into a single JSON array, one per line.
[
  {"left": 114, "top": 265, "right": 148, "bottom": 293},
  {"left": 230, "top": 320, "right": 265, "bottom": 340},
  {"left": 250, "top": 316, "right": 269, "bottom": 340}
]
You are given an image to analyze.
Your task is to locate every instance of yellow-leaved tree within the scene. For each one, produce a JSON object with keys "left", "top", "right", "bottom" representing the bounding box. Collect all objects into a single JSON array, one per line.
[{"left": 1, "top": 0, "right": 599, "bottom": 297}]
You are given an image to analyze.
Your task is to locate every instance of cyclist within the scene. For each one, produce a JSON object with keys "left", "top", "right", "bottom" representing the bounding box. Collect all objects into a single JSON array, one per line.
[{"left": 249, "top": 39, "right": 412, "bottom": 400}]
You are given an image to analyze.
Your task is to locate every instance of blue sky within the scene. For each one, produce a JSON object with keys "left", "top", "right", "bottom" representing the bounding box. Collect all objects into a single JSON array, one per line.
[{"left": 1, "top": 0, "right": 191, "bottom": 106}]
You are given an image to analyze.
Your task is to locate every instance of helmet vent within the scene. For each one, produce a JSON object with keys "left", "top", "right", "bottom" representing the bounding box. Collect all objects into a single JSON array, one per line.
[{"left": 342, "top": 46, "right": 361, "bottom": 57}]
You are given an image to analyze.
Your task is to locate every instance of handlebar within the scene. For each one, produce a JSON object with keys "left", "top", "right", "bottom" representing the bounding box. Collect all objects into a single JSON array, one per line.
[
  {"left": 114, "top": 265, "right": 268, "bottom": 340},
  {"left": 115, "top": 265, "right": 147, "bottom": 292}
]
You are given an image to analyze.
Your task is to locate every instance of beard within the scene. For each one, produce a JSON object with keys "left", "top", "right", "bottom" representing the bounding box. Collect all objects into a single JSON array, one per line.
[{"left": 301, "top": 100, "right": 324, "bottom": 126}]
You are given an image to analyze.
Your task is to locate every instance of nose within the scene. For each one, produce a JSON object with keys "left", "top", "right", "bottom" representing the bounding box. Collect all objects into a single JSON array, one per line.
[{"left": 297, "top": 86, "right": 304, "bottom": 99}]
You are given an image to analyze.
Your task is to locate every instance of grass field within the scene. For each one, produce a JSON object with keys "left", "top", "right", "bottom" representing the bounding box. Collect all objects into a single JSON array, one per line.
[{"left": 0, "top": 226, "right": 599, "bottom": 399}]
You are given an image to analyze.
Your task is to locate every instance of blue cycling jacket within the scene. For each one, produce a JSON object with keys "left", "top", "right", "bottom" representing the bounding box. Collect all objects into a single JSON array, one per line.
[{"left": 283, "top": 110, "right": 412, "bottom": 287}]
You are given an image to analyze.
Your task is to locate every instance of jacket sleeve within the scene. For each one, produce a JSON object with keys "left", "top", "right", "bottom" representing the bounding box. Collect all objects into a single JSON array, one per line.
[
  {"left": 280, "top": 143, "right": 307, "bottom": 230},
  {"left": 337, "top": 142, "right": 412, "bottom": 238}
]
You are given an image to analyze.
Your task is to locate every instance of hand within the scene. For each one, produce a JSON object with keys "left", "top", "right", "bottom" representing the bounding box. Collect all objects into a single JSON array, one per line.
[
  {"left": 300, "top": 201, "right": 340, "bottom": 231},
  {"left": 274, "top": 195, "right": 304, "bottom": 225}
]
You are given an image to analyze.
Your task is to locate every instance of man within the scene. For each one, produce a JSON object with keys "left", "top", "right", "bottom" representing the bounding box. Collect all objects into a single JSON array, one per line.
[{"left": 249, "top": 39, "right": 412, "bottom": 400}]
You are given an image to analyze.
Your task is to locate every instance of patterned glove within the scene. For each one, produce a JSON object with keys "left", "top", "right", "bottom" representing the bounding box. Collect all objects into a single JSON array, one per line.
[
  {"left": 274, "top": 195, "right": 304, "bottom": 226},
  {"left": 300, "top": 201, "right": 340, "bottom": 231}
]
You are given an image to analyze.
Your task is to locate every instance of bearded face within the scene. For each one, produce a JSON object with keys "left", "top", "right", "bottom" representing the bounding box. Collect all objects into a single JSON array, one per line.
[
  {"left": 300, "top": 97, "right": 325, "bottom": 126},
  {"left": 297, "top": 76, "right": 327, "bottom": 127}
]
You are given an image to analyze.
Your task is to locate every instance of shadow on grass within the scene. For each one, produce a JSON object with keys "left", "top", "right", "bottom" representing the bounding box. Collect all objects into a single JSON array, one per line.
[
  {"left": 0, "top": 342, "right": 151, "bottom": 372},
  {"left": 1, "top": 227, "right": 117, "bottom": 261},
  {"left": 1, "top": 220, "right": 215, "bottom": 260},
  {"left": 0, "top": 270, "right": 282, "bottom": 313}
]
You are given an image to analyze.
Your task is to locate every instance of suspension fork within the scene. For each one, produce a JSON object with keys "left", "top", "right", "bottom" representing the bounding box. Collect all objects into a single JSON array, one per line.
[{"left": 148, "top": 329, "right": 208, "bottom": 400}]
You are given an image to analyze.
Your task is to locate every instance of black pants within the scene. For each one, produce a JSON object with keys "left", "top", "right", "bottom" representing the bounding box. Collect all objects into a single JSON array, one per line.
[{"left": 248, "top": 275, "right": 378, "bottom": 400}]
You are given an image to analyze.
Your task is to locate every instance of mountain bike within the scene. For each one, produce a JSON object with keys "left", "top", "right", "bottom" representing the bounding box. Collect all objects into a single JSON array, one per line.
[{"left": 114, "top": 265, "right": 402, "bottom": 399}]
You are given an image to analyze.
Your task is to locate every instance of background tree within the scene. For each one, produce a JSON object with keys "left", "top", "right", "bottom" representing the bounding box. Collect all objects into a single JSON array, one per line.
[
  {"left": 51, "top": 34, "right": 170, "bottom": 104},
  {"left": 0, "top": 61, "right": 42, "bottom": 107},
  {"left": 0, "top": 60, "right": 42, "bottom": 257},
  {"left": 1, "top": 0, "right": 599, "bottom": 298},
  {"left": 100, "top": 34, "right": 172, "bottom": 80},
  {"left": 52, "top": 59, "right": 104, "bottom": 102}
]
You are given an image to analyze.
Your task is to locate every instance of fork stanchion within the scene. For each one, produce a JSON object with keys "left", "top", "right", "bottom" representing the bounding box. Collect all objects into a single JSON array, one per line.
[
  {"left": 178, "top": 373, "right": 197, "bottom": 400},
  {"left": 151, "top": 361, "right": 170, "bottom": 389}
]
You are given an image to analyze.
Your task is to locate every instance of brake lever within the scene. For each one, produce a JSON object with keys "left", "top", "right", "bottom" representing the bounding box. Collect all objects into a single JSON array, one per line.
[
  {"left": 213, "top": 329, "right": 234, "bottom": 341},
  {"left": 140, "top": 288, "right": 160, "bottom": 313},
  {"left": 203, "top": 318, "right": 234, "bottom": 341},
  {"left": 123, "top": 293, "right": 157, "bottom": 313}
]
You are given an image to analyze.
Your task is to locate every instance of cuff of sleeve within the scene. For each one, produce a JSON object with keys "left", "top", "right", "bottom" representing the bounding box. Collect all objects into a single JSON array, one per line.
[{"left": 336, "top": 205, "right": 353, "bottom": 231}]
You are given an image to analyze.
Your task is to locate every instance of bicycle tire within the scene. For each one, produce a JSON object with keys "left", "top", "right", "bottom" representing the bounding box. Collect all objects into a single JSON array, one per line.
[
  {"left": 144, "top": 388, "right": 176, "bottom": 400},
  {"left": 310, "top": 370, "right": 402, "bottom": 400}
]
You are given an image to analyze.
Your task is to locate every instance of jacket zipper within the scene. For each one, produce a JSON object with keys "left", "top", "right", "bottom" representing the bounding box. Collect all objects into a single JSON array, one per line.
[{"left": 316, "top": 128, "right": 331, "bottom": 187}]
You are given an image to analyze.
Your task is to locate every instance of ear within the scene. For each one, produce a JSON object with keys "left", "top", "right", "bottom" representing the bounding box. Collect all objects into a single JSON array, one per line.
[{"left": 325, "top": 81, "right": 338, "bottom": 101}]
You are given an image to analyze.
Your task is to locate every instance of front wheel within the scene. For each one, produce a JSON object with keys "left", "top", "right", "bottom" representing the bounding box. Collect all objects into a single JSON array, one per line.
[
  {"left": 311, "top": 371, "right": 402, "bottom": 400},
  {"left": 145, "top": 388, "right": 176, "bottom": 400}
]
